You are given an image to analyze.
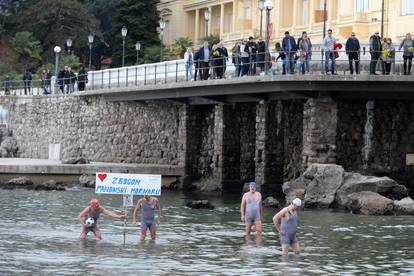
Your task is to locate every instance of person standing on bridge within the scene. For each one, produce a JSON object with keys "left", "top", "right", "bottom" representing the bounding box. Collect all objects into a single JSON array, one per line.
[
  {"left": 273, "top": 198, "right": 302, "bottom": 256},
  {"left": 184, "top": 47, "right": 194, "bottom": 81},
  {"left": 345, "top": 32, "right": 361, "bottom": 75},
  {"left": 78, "top": 198, "right": 126, "bottom": 240},
  {"left": 132, "top": 195, "right": 161, "bottom": 241},
  {"left": 323, "top": 29, "right": 337, "bottom": 75},
  {"left": 369, "top": 31, "right": 382, "bottom": 75},
  {"left": 196, "top": 41, "right": 211, "bottom": 80},
  {"left": 399, "top": 33, "right": 414, "bottom": 75},
  {"left": 240, "top": 182, "right": 263, "bottom": 242}
]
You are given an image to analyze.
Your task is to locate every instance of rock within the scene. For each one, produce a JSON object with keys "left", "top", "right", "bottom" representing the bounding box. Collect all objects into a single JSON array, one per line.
[
  {"left": 62, "top": 157, "right": 89, "bottom": 165},
  {"left": 176, "top": 175, "right": 192, "bottom": 190},
  {"left": 4, "top": 177, "right": 33, "bottom": 189},
  {"left": 346, "top": 191, "right": 394, "bottom": 215},
  {"left": 0, "top": 137, "right": 18, "bottom": 157},
  {"left": 393, "top": 197, "right": 414, "bottom": 215},
  {"left": 335, "top": 173, "right": 408, "bottom": 208},
  {"left": 242, "top": 182, "right": 250, "bottom": 193},
  {"left": 34, "top": 180, "right": 65, "bottom": 191},
  {"left": 186, "top": 200, "right": 214, "bottom": 209},
  {"left": 162, "top": 177, "right": 177, "bottom": 190},
  {"left": 192, "top": 178, "right": 222, "bottom": 192},
  {"left": 263, "top": 196, "right": 280, "bottom": 208},
  {"left": 303, "top": 164, "right": 345, "bottom": 208},
  {"left": 79, "top": 174, "right": 95, "bottom": 188},
  {"left": 282, "top": 177, "right": 310, "bottom": 203}
]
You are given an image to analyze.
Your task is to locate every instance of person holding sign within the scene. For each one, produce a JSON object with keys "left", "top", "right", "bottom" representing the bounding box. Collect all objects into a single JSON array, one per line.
[
  {"left": 240, "top": 182, "right": 263, "bottom": 242},
  {"left": 132, "top": 195, "right": 161, "bottom": 241},
  {"left": 78, "top": 198, "right": 127, "bottom": 240}
]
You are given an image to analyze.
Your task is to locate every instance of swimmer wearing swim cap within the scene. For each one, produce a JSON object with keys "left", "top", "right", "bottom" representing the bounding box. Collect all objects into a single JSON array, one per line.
[
  {"left": 240, "top": 182, "right": 263, "bottom": 242},
  {"left": 273, "top": 198, "right": 302, "bottom": 256},
  {"left": 78, "top": 198, "right": 126, "bottom": 240}
]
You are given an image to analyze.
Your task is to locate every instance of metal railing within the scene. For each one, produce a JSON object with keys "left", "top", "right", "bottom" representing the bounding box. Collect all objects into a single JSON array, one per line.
[{"left": 1, "top": 48, "right": 413, "bottom": 96}]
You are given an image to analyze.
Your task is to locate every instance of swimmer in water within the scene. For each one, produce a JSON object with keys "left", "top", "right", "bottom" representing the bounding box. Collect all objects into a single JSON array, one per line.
[
  {"left": 132, "top": 195, "right": 161, "bottom": 241},
  {"left": 273, "top": 198, "right": 302, "bottom": 256},
  {"left": 240, "top": 182, "right": 263, "bottom": 241},
  {"left": 78, "top": 198, "right": 126, "bottom": 240}
]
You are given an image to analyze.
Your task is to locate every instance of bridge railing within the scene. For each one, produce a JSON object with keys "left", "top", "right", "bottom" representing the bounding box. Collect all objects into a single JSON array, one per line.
[{"left": 0, "top": 48, "right": 412, "bottom": 96}]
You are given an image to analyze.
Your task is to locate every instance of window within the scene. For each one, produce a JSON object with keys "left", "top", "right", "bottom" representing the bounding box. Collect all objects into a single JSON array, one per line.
[
  {"left": 302, "top": 0, "right": 309, "bottom": 24},
  {"left": 402, "top": 0, "right": 414, "bottom": 15},
  {"left": 243, "top": 7, "right": 251, "bottom": 19},
  {"left": 355, "top": 0, "right": 369, "bottom": 12}
]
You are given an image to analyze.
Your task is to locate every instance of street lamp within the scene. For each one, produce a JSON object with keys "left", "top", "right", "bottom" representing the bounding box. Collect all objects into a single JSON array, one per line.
[
  {"left": 66, "top": 38, "right": 72, "bottom": 55},
  {"left": 258, "top": 0, "right": 265, "bottom": 38},
  {"left": 159, "top": 19, "right": 166, "bottom": 62},
  {"left": 121, "top": 26, "right": 128, "bottom": 67},
  {"left": 380, "top": 0, "right": 385, "bottom": 38},
  {"left": 54, "top": 46, "right": 61, "bottom": 90},
  {"left": 204, "top": 9, "right": 211, "bottom": 38},
  {"left": 88, "top": 34, "right": 94, "bottom": 70},
  {"left": 135, "top": 42, "right": 141, "bottom": 65},
  {"left": 321, "top": 0, "right": 327, "bottom": 72},
  {"left": 264, "top": 0, "right": 273, "bottom": 74}
]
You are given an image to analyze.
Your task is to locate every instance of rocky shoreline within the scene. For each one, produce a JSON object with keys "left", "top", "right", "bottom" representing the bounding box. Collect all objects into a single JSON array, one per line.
[{"left": 283, "top": 164, "right": 414, "bottom": 215}]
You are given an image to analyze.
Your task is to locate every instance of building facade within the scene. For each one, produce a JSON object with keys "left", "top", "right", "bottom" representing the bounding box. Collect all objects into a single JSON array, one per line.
[{"left": 158, "top": 0, "right": 414, "bottom": 47}]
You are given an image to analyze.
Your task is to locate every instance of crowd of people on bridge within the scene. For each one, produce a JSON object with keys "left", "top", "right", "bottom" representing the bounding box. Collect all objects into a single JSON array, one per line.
[{"left": 183, "top": 31, "right": 414, "bottom": 80}]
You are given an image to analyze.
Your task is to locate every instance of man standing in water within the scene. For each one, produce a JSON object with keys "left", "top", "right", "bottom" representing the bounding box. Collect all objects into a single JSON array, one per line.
[
  {"left": 132, "top": 195, "right": 161, "bottom": 241},
  {"left": 78, "top": 198, "right": 126, "bottom": 240},
  {"left": 273, "top": 198, "right": 302, "bottom": 256},
  {"left": 240, "top": 182, "right": 263, "bottom": 241}
]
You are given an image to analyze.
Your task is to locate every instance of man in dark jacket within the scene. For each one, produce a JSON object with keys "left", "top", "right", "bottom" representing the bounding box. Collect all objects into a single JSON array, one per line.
[
  {"left": 282, "top": 31, "right": 296, "bottom": 74},
  {"left": 369, "top": 31, "right": 382, "bottom": 75},
  {"left": 257, "top": 37, "right": 266, "bottom": 72},
  {"left": 345, "top": 32, "right": 361, "bottom": 75},
  {"left": 22, "top": 70, "right": 32, "bottom": 95},
  {"left": 57, "top": 68, "right": 65, "bottom": 94},
  {"left": 196, "top": 41, "right": 211, "bottom": 80},
  {"left": 246, "top": 36, "right": 257, "bottom": 75},
  {"left": 77, "top": 66, "right": 88, "bottom": 91}
]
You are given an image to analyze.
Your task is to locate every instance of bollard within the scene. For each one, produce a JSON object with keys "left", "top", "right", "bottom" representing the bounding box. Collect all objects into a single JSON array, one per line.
[
  {"left": 109, "top": 70, "right": 111, "bottom": 88},
  {"left": 165, "top": 63, "right": 167, "bottom": 83},
  {"left": 144, "top": 66, "right": 147, "bottom": 85},
  {"left": 126, "top": 68, "right": 129, "bottom": 87},
  {"left": 155, "top": 64, "right": 157, "bottom": 85},
  {"left": 176, "top": 62, "right": 178, "bottom": 82},
  {"left": 135, "top": 67, "right": 138, "bottom": 86}
]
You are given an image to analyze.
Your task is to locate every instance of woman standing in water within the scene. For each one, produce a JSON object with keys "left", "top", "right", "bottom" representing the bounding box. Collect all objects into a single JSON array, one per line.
[{"left": 273, "top": 198, "right": 302, "bottom": 256}]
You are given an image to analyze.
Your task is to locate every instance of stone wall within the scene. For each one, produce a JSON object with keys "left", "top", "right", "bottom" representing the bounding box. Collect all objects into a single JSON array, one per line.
[
  {"left": 238, "top": 104, "right": 256, "bottom": 182},
  {"left": 6, "top": 96, "right": 185, "bottom": 166}
]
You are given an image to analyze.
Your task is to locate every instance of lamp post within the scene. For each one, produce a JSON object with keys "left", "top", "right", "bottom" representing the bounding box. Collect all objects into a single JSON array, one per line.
[
  {"left": 54, "top": 46, "right": 61, "bottom": 92},
  {"left": 380, "top": 0, "right": 385, "bottom": 38},
  {"left": 88, "top": 34, "right": 94, "bottom": 71},
  {"left": 66, "top": 38, "right": 72, "bottom": 55},
  {"left": 258, "top": 0, "right": 265, "bottom": 38},
  {"left": 322, "top": 0, "right": 327, "bottom": 72},
  {"left": 204, "top": 9, "right": 211, "bottom": 38},
  {"left": 135, "top": 42, "right": 141, "bottom": 65},
  {"left": 159, "top": 19, "right": 166, "bottom": 62},
  {"left": 264, "top": 0, "right": 273, "bottom": 74},
  {"left": 121, "top": 26, "right": 128, "bottom": 67}
]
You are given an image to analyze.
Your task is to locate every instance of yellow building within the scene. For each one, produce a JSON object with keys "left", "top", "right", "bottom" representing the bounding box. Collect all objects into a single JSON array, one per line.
[{"left": 158, "top": 0, "right": 414, "bottom": 47}]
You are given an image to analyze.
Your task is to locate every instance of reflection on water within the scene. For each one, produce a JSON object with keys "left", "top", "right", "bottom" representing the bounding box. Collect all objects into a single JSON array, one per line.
[{"left": 1, "top": 189, "right": 414, "bottom": 275}]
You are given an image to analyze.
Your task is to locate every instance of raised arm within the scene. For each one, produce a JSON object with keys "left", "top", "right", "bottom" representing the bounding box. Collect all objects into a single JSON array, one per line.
[
  {"left": 132, "top": 199, "right": 142, "bottom": 225},
  {"left": 273, "top": 207, "right": 288, "bottom": 233},
  {"left": 78, "top": 206, "right": 90, "bottom": 226},
  {"left": 101, "top": 207, "right": 124, "bottom": 220},
  {"left": 240, "top": 194, "right": 247, "bottom": 222}
]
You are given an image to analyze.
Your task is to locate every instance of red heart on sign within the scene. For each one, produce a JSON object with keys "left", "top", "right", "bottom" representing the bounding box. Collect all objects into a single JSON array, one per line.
[{"left": 98, "top": 173, "right": 107, "bottom": 182}]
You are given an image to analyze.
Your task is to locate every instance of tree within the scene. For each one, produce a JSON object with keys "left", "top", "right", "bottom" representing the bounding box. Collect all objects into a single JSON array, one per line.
[
  {"left": 12, "top": 31, "right": 42, "bottom": 71},
  {"left": 15, "top": 0, "right": 101, "bottom": 62},
  {"left": 111, "top": 0, "right": 161, "bottom": 67},
  {"left": 171, "top": 37, "right": 193, "bottom": 58}
]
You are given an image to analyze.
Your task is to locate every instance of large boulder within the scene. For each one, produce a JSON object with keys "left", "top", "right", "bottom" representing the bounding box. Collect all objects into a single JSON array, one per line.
[
  {"left": 335, "top": 173, "right": 408, "bottom": 208},
  {"left": 186, "top": 200, "right": 214, "bottom": 209},
  {"left": 282, "top": 176, "right": 309, "bottom": 203},
  {"left": 303, "top": 164, "right": 345, "bottom": 208},
  {"left": 33, "top": 180, "right": 65, "bottom": 191},
  {"left": 79, "top": 174, "right": 95, "bottom": 188},
  {"left": 393, "top": 197, "right": 414, "bottom": 215},
  {"left": 3, "top": 177, "right": 34, "bottom": 189},
  {"left": 263, "top": 196, "right": 280, "bottom": 208},
  {"left": 346, "top": 191, "right": 394, "bottom": 215},
  {"left": 0, "top": 136, "right": 18, "bottom": 157},
  {"left": 192, "top": 178, "right": 222, "bottom": 192},
  {"left": 62, "top": 157, "right": 89, "bottom": 164}
]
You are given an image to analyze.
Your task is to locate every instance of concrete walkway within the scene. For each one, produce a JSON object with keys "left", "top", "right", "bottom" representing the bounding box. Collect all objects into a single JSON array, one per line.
[{"left": 0, "top": 158, "right": 184, "bottom": 176}]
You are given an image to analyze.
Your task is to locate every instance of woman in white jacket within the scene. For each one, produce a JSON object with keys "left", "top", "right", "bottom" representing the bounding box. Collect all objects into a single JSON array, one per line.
[{"left": 184, "top": 48, "right": 194, "bottom": 81}]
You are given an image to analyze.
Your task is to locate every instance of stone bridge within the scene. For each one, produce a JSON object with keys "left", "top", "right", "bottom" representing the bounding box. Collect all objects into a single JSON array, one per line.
[{"left": 2, "top": 75, "right": 414, "bottom": 194}]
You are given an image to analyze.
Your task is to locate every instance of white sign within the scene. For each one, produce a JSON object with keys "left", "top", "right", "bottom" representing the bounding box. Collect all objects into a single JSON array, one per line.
[
  {"left": 95, "top": 173, "right": 161, "bottom": 195},
  {"left": 123, "top": 195, "right": 134, "bottom": 207}
]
